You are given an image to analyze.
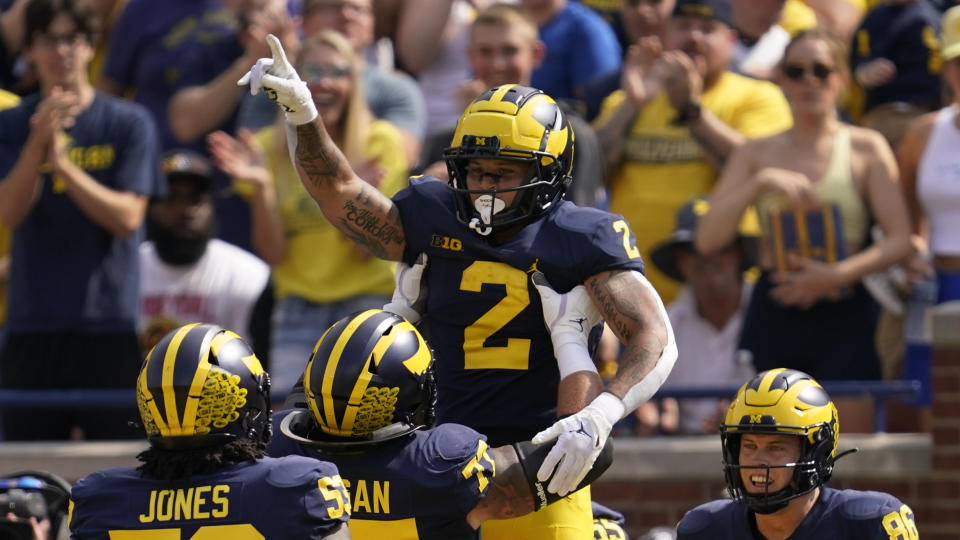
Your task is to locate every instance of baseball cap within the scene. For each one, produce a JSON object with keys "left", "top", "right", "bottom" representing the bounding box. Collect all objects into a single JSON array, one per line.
[
  {"left": 672, "top": 0, "right": 733, "bottom": 27},
  {"left": 943, "top": 6, "right": 960, "bottom": 61},
  {"left": 649, "top": 196, "right": 757, "bottom": 283},
  {"left": 162, "top": 149, "right": 215, "bottom": 191}
]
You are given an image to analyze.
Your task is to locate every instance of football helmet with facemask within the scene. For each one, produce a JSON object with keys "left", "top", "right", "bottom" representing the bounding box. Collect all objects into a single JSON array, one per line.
[
  {"left": 136, "top": 323, "right": 271, "bottom": 449},
  {"left": 721, "top": 368, "right": 852, "bottom": 514},
  {"left": 443, "top": 84, "right": 574, "bottom": 236},
  {"left": 280, "top": 309, "right": 437, "bottom": 451}
]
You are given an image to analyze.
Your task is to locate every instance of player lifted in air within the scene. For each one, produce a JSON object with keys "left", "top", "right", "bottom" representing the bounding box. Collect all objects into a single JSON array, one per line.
[
  {"left": 270, "top": 308, "right": 613, "bottom": 539},
  {"left": 69, "top": 323, "right": 352, "bottom": 539},
  {"left": 240, "top": 34, "right": 676, "bottom": 540},
  {"left": 677, "top": 368, "right": 918, "bottom": 539}
]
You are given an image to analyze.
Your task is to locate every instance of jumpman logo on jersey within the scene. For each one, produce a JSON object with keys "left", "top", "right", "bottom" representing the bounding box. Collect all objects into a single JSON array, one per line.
[
  {"left": 569, "top": 317, "right": 587, "bottom": 332},
  {"left": 526, "top": 258, "right": 540, "bottom": 274}
]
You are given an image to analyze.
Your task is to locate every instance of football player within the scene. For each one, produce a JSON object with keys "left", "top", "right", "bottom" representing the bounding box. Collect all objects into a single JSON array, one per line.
[
  {"left": 677, "top": 368, "right": 918, "bottom": 539},
  {"left": 69, "top": 324, "right": 352, "bottom": 539},
  {"left": 240, "top": 35, "right": 677, "bottom": 538},
  {"left": 270, "top": 309, "right": 614, "bottom": 539}
]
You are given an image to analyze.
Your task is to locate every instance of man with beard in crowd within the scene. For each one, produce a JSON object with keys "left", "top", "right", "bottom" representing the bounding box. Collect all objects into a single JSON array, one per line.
[{"left": 139, "top": 149, "right": 271, "bottom": 356}]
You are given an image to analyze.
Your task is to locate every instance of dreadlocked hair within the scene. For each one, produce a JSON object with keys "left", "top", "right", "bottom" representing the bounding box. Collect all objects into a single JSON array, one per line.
[{"left": 136, "top": 438, "right": 267, "bottom": 482}]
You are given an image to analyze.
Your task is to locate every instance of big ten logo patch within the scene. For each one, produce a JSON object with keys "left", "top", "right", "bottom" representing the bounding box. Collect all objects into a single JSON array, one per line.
[{"left": 431, "top": 234, "right": 463, "bottom": 252}]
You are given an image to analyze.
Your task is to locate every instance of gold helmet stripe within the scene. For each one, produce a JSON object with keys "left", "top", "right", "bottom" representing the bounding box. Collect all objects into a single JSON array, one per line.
[
  {"left": 305, "top": 324, "right": 337, "bottom": 434},
  {"left": 160, "top": 324, "right": 196, "bottom": 433},
  {"left": 137, "top": 364, "right": 168, "bottom": 434},
  {"left": 181, "top": 330, "right": 232, "bottom": 435},
  {"left": 338, "top": 315, "right": 422, "bottom": 434},
  {"left": 321, "top": 309, "right": 382, "bottom": 435}
]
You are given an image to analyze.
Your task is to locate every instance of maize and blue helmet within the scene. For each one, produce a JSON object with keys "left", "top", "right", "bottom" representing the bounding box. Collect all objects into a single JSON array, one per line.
[
  {"left": 443, "top": 84, "right": 574, "bottom": 235},
  {"left": 281, "top": 309, "right": 436, "bottom": 450},
  {"left": 136, "top": 323, "right": 271, "bottom": 449},
  {"left": 721, "top": 368, "right": 841, "bottom": 514}
]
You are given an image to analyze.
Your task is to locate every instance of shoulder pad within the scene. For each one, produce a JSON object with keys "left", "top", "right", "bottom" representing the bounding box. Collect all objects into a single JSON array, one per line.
[
  {"left": 551, "top": 203, "right": 619, "bottom": 234},
  {"left": 677, "top": 500, "right": 737, "bottom": 535},
  {"left": 419, "top": 424, "right": 487, "bottom": 474},
  {"left": 265, "top": 455, "right": 341, "bottom": 488},
  {"left": 838, "top": 490, "right": 905, "bottom": 520},
  {"left": 71, "top": 467, "right": 129, "bottom": 498},
  {"left": 409, "top": 175, "right": 447, "bottom": 189}
]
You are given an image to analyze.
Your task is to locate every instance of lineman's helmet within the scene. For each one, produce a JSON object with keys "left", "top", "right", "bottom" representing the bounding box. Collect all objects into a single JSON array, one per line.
[
  {"left": 137, "top": 323, "right": 271, "bottom": 449},
  {"left": 281, "top": 309, "right": 436, "bottom": 450}
]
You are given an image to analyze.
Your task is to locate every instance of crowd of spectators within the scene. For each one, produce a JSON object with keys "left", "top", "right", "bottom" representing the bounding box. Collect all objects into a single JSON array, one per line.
[{"left": 1, "top": 0, "right": 958, "bottom": 443}]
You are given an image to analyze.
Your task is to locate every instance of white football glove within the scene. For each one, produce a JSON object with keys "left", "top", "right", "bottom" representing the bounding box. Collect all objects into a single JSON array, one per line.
[
  {"left": 531, "top": 271, "right": 603, "bottom": 378},
  {"left": 237, "top": 34, "right": 317, "bottom": 125},
  {"left": 532, "top": 392, "right": 624, "bottom": 496},
  {"left": 383, "top": 253, "right": 429, "bottom": 324}
]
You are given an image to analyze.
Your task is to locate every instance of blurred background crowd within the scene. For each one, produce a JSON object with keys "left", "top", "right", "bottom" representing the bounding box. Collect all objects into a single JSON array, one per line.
[{"left": 1, "top": 0, "right": 959, "bottom": 446}]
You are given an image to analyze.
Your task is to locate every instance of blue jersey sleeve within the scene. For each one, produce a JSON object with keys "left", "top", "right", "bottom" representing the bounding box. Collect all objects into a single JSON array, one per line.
[
  {"left": 264, "top": 455, "right": 352, "bottom": 537},
  {"left": 552, "top": 205, "right": 646, "bottom": 283},
  {"left": 839, "top": 491, "right": 916, "bottom": 540},
  {"left": 416, "top": 424, "right": 495, "bottom": 515}
]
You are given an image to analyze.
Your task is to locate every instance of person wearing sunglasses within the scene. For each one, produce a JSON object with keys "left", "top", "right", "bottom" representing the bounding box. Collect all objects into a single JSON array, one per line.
[{"left": 695, "top": 28, "right": 913, "bottom": 433}]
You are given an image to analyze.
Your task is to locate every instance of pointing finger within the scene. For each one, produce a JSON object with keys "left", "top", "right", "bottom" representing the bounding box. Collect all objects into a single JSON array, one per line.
[{"left": 266, "top": 34, "right": 292, "bottom": 75}]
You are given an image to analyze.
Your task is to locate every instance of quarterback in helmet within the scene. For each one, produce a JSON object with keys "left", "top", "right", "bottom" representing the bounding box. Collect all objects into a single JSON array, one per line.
[
  {"left": 270, "top": 309, "right": 613, "bottom": 539},
  {"left": 69, "top": 324, "right": 352, "bottom": 539},
  {"left": 677, "top": 368, "right": 917, "bottom": 539},
  {"left": 241, "top": 35, "right": 676, "bottom": 538}
]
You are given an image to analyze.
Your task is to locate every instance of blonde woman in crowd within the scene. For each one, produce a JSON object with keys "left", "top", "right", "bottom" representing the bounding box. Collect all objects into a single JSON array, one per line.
[{"left": 695, "top": 28, "right": 912, "bottom": 431}]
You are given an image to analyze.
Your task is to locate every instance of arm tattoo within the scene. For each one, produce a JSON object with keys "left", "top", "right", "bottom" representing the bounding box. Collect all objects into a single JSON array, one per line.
[
  {"left": 588, "top": 270, "right": 666, "bottom": 396},
  {"left": 474, "top": 447, "right": 534, "bottom": 521},
  {"left": 295, "top": 122, "right": 406, "bottom": 258},
  {"left": 337, "top": 187, "right": 404, "bottom": 259},
  {"left": 295, "top": 122, "right": 354, "bottom": 189}
]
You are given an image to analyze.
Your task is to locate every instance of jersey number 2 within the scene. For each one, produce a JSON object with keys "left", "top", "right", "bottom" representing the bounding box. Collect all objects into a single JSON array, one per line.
[{"left": 460, "top": 261, "right": 530, "bottom": 370}]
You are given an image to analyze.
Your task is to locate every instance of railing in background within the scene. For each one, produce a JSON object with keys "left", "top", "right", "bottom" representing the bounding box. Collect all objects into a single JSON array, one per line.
[{"left": 0, "top": 379, "right": 921, "bottom": 433}]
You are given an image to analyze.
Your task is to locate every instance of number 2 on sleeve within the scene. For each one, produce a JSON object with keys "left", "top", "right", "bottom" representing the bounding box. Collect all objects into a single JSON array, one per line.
[{"left": 613, "top": 220, "right": 640, "bottom": 259}]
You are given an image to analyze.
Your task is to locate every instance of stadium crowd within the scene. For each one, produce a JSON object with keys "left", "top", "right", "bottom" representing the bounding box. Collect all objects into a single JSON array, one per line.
[{"left": 0, "top": 0, "right": 957, "bottom": 537}]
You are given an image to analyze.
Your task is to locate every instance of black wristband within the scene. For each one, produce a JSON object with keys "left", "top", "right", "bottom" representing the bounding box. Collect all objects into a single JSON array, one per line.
[
  {"left": 673, "top": 100, "right": 702, "bottom": 125},
  {"left": 511, "top": 437, "right": 615, "bottom": 510}
]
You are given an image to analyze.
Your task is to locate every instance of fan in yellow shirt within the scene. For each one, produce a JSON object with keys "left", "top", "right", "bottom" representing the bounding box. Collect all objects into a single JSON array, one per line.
[
  {"left": 208, "top": 31, "right": 409, "bottom": 400},
  {"left": 595, "top": 0, "right": 791, "bottom": 303}
]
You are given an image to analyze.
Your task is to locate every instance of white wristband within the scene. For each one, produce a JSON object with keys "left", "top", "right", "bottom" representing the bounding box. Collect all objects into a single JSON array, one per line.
[
  {"left": 592, "top": 391, "right": 626, "bottom": 425},
  {"left": 285, "top": 102, "right": 318, "bottom": 126},
  {"left": 556, "top": 342, "right": 598, "bottom": 380}
]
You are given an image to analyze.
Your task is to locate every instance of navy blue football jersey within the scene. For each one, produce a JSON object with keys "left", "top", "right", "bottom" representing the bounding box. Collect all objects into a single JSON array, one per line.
[
  {"left": 270, "top": 409, "right": 495, "bottom": 540},
  {"left": 393, "top": 178, "right": 645, "bottom": 444},
  {"left": 676, "top": 487, "right": 917, "bottom": 539},
  {"left": 69, "top": 455, "right": 350, "bottom": 539}
]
